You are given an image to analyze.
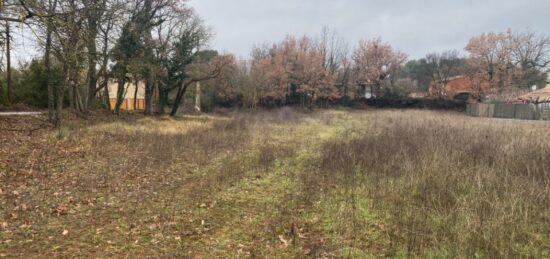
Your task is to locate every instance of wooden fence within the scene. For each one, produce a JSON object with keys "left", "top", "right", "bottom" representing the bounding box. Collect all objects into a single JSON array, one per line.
[{"left": 466, "top": 103, "right": 550, "bottom": 120}]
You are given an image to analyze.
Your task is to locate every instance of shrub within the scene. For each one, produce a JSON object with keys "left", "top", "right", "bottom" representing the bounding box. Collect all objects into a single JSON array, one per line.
[{"left": 5, "top": 59, "right": 64, "bottom": 108}]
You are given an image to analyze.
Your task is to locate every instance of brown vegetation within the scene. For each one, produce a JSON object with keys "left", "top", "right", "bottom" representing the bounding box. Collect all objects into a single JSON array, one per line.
[
  {"left": 316, "top": 111, "right": 550, "bottom": 257},
  {"left": 1, "top": 109, "right": 549, "bottom": 257}
]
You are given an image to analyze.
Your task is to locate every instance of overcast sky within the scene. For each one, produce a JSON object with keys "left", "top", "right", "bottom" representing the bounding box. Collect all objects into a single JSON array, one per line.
[{"left": 188, "top": 0, "right": 550, "bottom": 59}]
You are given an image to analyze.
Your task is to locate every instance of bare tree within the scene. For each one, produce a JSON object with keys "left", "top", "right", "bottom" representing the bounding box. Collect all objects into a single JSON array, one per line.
[
  {"left": 510, "top": 31, "right": 550, "bottom": 71},
  {"left": 353, "top": 38, "right": 407, "bottom": 99},
  {"left": 46, "top": 0, "right": 87, "bottom": 124},
  {"left": 4, "top": 19, "right": 11, "bottom": 105},
  {"left": 82, "top": 0, "right": 107, "bottom": 110},
  {"left": 509, "top": 31, "right": 550, "bottom": 88},
  {"left": 337, "top": 56, "right": 354, "bottom": 104},
  {"left": 44, "top": 0, "right": 57, "bottom": 122},
  {"left": 96, "top": 0, "right": 122, "bottom": 110},
  {"left": 465, "top": 30, "right": 550, "bottom": 93},
  {"left": 317, "top": 26, "right": 352, "bottom": 104},
  {"left": 0, "top": 0, "right": 47, "bottom": 23},
  {"left": 15, "top": 0, "right": 84, "bottom": 126},
  {"left": 150, "top": 0, "right": 190, "bottom": 114},
  {"left": 170, "top": 54, "right": 233, "bottom": 116},
  {"left": 465, "top": 32, "right": 513, "bottom": 92},
  {"left": 425, "top": 50, "right": 462, "bottom": 97},
  {"left": 0, "top": 0, "right": 33, "bottom": 106},
  {"left": 317, "top": 26, "right": 347, "bottom": 74}
]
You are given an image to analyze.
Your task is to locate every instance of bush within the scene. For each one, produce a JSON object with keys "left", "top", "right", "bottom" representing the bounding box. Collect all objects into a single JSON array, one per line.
[
  {"left": 56, "top": 126, "right": 71, "bottom": 140},
  {"left": 4, "top": 59, "right": 63, "bottom": 108},
  {"left": 380, "top": 78, "right": 416, "bottom": 99},
  {"left": 364, "top": 97, "right": 467, "bottom": 110}
]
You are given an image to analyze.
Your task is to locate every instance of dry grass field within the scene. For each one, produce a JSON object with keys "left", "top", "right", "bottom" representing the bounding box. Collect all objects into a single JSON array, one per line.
[{"left": 1, "top": 108, "right": 549, "bottom": 258}]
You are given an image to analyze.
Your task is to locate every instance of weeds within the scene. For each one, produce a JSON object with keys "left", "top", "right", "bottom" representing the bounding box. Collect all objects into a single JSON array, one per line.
[
  {"left": 56, "top": 126, "right": 70, "bottom": 140},
  {"left": 1, "top": 109, "right": 549, "bottom": 258},
  {"left": 316, "top": 111, "right": 550, "bottom": 257}
]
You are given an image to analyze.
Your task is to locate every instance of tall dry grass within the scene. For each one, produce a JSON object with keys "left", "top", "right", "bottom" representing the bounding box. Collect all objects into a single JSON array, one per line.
[
  {"left": 2, "top": 109, "right": 549, "bottom": 257},
  {"left": 315, "top": 111, "right": 550, "bottom": 257},
  {"left": 0, "top": 109, "right": 313, "bottom": 257}
]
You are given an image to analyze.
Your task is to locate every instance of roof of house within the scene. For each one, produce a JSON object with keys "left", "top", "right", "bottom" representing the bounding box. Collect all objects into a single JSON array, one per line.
[
  {"left": 428, "top": 76, "right": 491, "bottom": 96},
  {"left": 518, "top": 86, "right": 550, "bottom": 103}
]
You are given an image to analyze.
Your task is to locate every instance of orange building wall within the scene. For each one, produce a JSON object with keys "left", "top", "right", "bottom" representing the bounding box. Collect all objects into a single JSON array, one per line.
[{"left": 109, "top": 99, "right": 145, "bottom": 111}]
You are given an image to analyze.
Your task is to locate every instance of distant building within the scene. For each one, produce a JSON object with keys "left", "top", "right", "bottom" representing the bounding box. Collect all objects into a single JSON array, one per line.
[
  {"left": 106, "top": 80, "right": 146, "bottom": 111},
  {"left": 518, "top": 86, "right": 550, "bottom": 104},
  {"left": 428, "top": 76, "right": 490, "bottom": 99},
  {"left": 522, "top": 73, "right": 550, "bottom": 102}
]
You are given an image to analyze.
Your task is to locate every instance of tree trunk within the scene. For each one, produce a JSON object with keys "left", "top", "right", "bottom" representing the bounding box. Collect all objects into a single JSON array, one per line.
[
  {"left": 170, "top": 82, "right": 189, "bottom": 116},
  {"left": 115, "top": 73, "right": 126, "bottom": 114},
  {"left": 6, "top": 20, "right": 12, "bottom": 105},
  {"left": 45, "top": 18, "right": 55, "bottom": 122},
  {"left": 69, "top": 85, "right": 74, "bottom": 109},
  {"left": 46, "top": 0, "right": 58, "bottom": 123},
  {"left": 0, "top": 76, "right": 3, "bottom": 105},
  {"left": 86, "top": 24, "right": 98, "bottom": 110},
  {"left": 156, "top": 83, "right": 166, "bottom": 115},
  {"left": 74, "top": 85, "right": 82, "bottom": 111},
  {"left": 133, "top": 79, "right": 139, "bottom": 111},
  {"left": 73, "top": 71, "right": 84, "bottom": 112},
  {"left": 84, "top": 0, "right": 104, "bottom": 110},
  {"left": 55, "top": 86, "right": 64, "bottom": 128},
  {"left": 144, "top": 80, "right": 153, "bottom": 115},
  {"left": 101, "top": 35, "right": 111, "bottom": 110},
  {"left": 142, "top": 0, "right": 154, "bottom": 115},
  {"left": 194, "top": 81, "right": 201, "bottom": 112},
  {"left": 103, "top": 79, "right": 111, "bottom": 110},
  {"left": 56, "top": 64, "right": 68, "bottom": 128}
]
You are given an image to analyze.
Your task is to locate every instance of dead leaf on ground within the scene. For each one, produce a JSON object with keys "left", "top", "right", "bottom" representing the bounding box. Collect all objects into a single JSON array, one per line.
[{"left": 278, "top": 235, "right": 289, "bottom": 248}]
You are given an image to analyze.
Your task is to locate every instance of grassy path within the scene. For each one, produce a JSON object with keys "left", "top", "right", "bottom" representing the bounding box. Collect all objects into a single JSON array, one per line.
[
  {"left": 0, "top": 110, "right": 392, "bottom": 258},
  {"left": 160, "top": 111, "right": 390, "bottom": 258}
]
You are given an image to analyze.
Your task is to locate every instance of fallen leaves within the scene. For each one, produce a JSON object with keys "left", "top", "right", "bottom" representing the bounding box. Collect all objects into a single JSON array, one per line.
[
  {"left": 52, "top": 205, "right": 69, "bottom": 216},
  {"left": 278, "top": 235, "right": 289, "bottom": 248},
  {"left": 19, "top": 224, "right": 32, "bottom": 229},
  {"left": 0, "top": 111, "right": 333, "bottom": 257}
]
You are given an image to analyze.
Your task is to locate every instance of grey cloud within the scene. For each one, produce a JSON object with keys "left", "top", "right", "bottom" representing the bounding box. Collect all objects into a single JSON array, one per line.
[{"left": 189, "top": 0, "right": 550, "bottom": 59}]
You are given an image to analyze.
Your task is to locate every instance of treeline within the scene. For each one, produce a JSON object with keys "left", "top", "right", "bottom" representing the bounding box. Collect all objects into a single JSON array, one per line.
[
  {"left": 0, "top": 1, "right": 548, "bottom": 126},
  {"left": 194, "top": 29, "right": 549, "bottom": 110},
  {"left": 0, "top": 0, "right": 233, "bottom": 127}
]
